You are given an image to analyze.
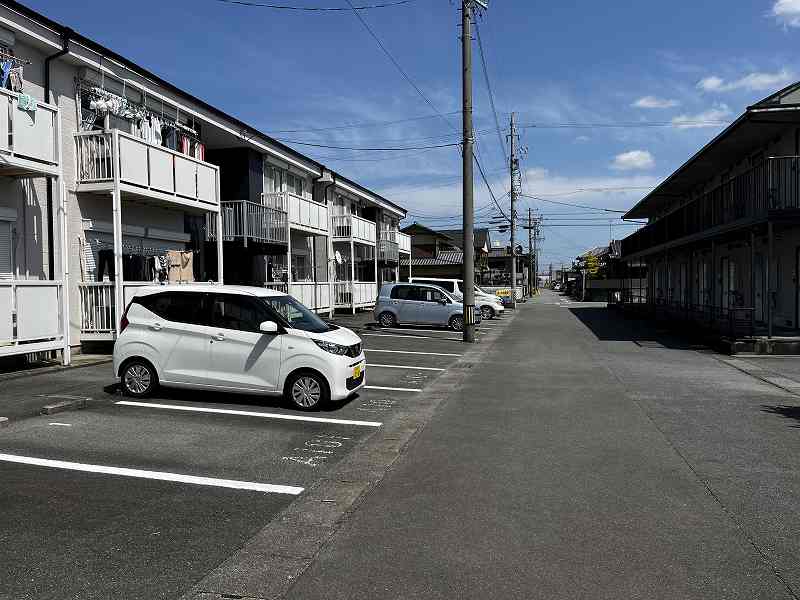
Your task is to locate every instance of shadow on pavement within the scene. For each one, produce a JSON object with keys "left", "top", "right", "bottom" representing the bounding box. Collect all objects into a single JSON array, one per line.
[
  {"left": 568, "top": 306, "right": 706, "bottom": 350},
  {"left": 761, "top": 404, "right": 800, "bottom": 428}
]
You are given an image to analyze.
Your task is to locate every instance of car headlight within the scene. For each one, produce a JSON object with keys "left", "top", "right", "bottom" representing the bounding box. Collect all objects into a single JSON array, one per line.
[{"left": 312, "top": 339, "right": 350, "bottom": 355}]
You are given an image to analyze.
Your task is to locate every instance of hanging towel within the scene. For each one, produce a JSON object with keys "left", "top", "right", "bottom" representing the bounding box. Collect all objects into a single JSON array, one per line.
[
  {"left": 8, "top": 67, "right": 22, "bottom": 92},
  {"left": 17, "top": 93, "right": 37, "bottom": 112}
]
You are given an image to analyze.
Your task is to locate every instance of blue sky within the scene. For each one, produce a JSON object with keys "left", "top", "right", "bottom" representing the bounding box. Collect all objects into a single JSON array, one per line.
[{"left": 23, "top": 0, "right": 800, "bottom": 266}]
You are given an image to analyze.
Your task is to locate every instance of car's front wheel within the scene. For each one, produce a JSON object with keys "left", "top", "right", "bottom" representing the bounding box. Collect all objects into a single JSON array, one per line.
[
  {"left": 120, "top": 359, "right": 158, "bottom": 398},
  {"left": 449, "top": 315, "right": 465, "bottom": 332},
  {"left": 480, "top": 305, "right": 494, "bottom": 320},
  {"left": 286, "top": 371, "right": 329, "bottom": 411}
]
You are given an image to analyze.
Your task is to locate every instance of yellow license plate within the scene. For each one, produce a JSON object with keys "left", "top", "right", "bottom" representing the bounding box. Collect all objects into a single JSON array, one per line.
[{"left": 353, "top": 365, "right": 362, "bottom": 379}]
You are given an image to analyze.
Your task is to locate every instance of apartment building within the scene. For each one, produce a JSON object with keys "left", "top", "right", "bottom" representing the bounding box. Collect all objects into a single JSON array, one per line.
[
  {"left": 0, "top": 0, "right": 409, "bottom": 364},
  {"left": 619, "top": 80, "right": 800, "bottom": 352}
]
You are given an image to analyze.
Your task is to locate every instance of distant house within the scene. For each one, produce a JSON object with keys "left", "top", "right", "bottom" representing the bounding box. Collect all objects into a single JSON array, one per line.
[{"left": 401, "top": 223, "right": 529, "bottom": 286}]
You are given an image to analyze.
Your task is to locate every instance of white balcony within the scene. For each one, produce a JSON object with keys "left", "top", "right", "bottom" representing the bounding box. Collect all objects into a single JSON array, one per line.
[
  {"left": 0, "top": 89, "right": 60, "bottom": 177},
  {"left": 208, "top": 200, "right": 288, "bottom": 246},
  {"left": 0, "top": 280, "right": 67, "bottom": 356},
  {"left": 289, "top": 282, "right": 331, "bottom": 312},
  {"left": 79, "top": 281, "right": 154, "bottom": 340},
  {"left": 75, "top": 130, "right": 220, "bottom": 211},
  {"left": 334, "top": 281, "right": 377, "bottom": 309},
  {"left": 331, "top": 214, "right": 377, "bottom": 245},
  {"left": 398, "top": 231, "right": 411, "bottom": 254},
  {"left": 278, "top": 191, "right": 328, "bottom": 235}
]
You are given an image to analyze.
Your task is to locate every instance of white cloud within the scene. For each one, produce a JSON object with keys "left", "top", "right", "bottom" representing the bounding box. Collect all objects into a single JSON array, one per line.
[
  {"left": 671, "top": 104, "right": 732, "bottom": 129},
  {"left": 611, "top": 150, "right": 654, "bottom": 171},
  {"left": 697, "top": 69, "right": 794, "bottom": 92},
  {"left": 772, "top": 0, "right": 800, "bottom": 27},
  {"left": 632, "top": 96, "right": 680, "bottom": 109}
]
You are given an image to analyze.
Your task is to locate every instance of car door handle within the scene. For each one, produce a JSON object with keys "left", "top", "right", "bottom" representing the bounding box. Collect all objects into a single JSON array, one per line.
[
  {"left": 150, "top": 323, "right": 162, "bottom": 331},
  {"left": 213, "top": 333, "right": 225, "bottom": 341}
]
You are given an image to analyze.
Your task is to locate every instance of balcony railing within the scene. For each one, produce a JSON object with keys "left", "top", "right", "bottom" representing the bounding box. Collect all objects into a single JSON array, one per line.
[
  {"left": 79, "top": 282, "right": 153, "bottom": 339},
  {"left": 334, "top": 281, "right": 377, "bottom": 308},
  {"left": 378, "top": 239, "right": 399, "bottom": 264},
  {"left": 208, "top": 200, "right": 288, "bottom": 245},
  {"left": 289, "top": 282, "right": 331, "bottom": 311},
  {"left": 331, "top": 214, "right": 377, "bottom": 244},
  {"left": 0, "top": 280, "right": 65, "bottom": 357},
  {"left": 621, "top": 156, "right": 800, "bottom": 257},
  {"left": 398, "top": 231, "right": 411, "bottom": 254},
  {"left": 0, "top": 89, "right": 59, "bottom": 174},
  {"left": 75, "top": 130, "right": 220, "bottom": 208},
  {"left": 266, "top": 191, "right": 329, "bottom": 234}
]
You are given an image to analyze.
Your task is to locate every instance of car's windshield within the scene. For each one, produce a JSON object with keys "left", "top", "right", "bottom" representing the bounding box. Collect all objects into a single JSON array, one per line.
[
  {"left": 261, "top": 294, "right": 333, "bottom": 333},
  {"left": 475, "top": 285, "right": 490, "bottom": 295}
]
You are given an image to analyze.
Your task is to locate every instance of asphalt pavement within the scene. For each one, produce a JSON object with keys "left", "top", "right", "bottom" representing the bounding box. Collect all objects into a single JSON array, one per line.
[
  {"left": 282, "top": 291, "right": 800, "bottom": 600},
  {"left": 0, "top": 312, "right": 505, "bottom": 599}
]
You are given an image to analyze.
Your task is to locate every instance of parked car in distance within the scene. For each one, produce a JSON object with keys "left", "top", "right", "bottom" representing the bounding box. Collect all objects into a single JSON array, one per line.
[
  {"left": 374, "top": 282, "right": 480, "bottom": 331},
  {"left": 409, "top": 277, "right": 504, "bottom": 319},
  {"left": 113, "top": 285, "right": 365, "bottom": 410}
]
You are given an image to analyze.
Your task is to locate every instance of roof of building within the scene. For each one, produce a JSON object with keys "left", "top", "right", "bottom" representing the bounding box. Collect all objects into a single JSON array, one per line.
[
  {"left": 2, "top": 0, "right": 406, "bottom": 217},
  {"left": 624, "top": 80, "right": 800, "bottom": 220},
  {"left": 401, "top": 222, "right": 459, "bottom": 243},
  {"left": 436, "top": 228, "right": 491, "bottom": 252},
  {"left": 400, "top": 251, "right": 464, "bottom": 267}
]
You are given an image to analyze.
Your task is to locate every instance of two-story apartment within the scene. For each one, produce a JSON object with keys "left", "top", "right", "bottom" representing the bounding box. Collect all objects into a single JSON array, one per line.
[
  {"left": 0, "top": 0, "right": 410, "bottom": 364},
  {"left": 619, "top": 80, "right": 800, "bottom": 352}
]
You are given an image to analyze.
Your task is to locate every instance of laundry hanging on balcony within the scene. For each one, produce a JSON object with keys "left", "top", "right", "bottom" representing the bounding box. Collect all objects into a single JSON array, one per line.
[{"left": 17, "top": 93, "right": 36, "bottom": 112}]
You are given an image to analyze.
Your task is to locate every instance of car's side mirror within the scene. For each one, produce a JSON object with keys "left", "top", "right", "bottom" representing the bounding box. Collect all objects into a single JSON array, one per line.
[{"left": 260, "top": 320, "right": 279, "bottom": 334}]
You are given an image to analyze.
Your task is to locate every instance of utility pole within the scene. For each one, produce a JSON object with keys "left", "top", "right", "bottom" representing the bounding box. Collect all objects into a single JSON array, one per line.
[
  {"left": 508, "top": 112, "right": 518, "bottom": 308},
  {"left": 527, "top": 207, "right": 533, "bottom": 297},
  {"left": 461, "top": 0, "right": 486, "bottom": 342}
]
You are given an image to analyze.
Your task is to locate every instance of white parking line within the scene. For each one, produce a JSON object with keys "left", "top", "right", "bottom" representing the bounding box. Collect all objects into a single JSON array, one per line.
[
  {"left": 116, "top": 401, "right": 382, "bottom": 427},
  {"left": 367, "top": 363, "right": 445, "bottom": 371},
  {"left": 0, "top": 453, "right": 304, "bottom": 495},
  {"left": 377, "top": 327, "right": 462, "bottom": 334},
  {"left": 365, "top": 385, "right": 422, "bottom": 392},
  {"left": 365, "top": 349, "right": 462, "bottom": 357},
  {"left": 362, "top": 333, "right": 465, "bottom": 342}
]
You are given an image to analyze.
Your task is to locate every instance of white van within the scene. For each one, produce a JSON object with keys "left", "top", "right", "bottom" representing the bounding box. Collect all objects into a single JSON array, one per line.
[
  {"left": 112, "top": 285, "right": 365, "bottom": 410},
  {"left": 409, "top": 278, "right": 505, "bottom": 319}
]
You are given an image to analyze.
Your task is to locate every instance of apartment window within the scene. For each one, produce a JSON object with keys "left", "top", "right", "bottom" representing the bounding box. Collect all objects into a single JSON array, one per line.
[
  {"left": 264, "top": 165, "right": 284, "bottom": 194},
  {"left": 286, "top": 172, "right": 305, "bottom": 197}
]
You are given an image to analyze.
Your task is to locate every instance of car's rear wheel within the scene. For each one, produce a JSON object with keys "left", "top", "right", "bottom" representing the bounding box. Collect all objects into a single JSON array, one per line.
[
  {"left": 120, "top": 359, "right": 158, "bottom": 398},
  {"left": 378, "top": 311, "right": 396, "bottom": 328},
  {"left": 449, "top": 315, "right": 464, "bottom": 332},
  {"left": 286, "top": 371, "right": 329, "bottom": 411},
  {"left": 480, "top": 305, "right": 494, "bottom": 320}
]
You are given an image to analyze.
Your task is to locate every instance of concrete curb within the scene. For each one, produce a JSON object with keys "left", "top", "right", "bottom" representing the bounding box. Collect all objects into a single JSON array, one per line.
[
  {"left": 180, "top": 308, "right": 523, "bottom": 600},
  {"left": 716, "top": 357, "right": 800, "bottom": 397},
  {"left": 0, "top": 357, "right": 112, "bottom": 383},
  {"left": 40, "top": 398, "right": 88, "bottom": 415}
]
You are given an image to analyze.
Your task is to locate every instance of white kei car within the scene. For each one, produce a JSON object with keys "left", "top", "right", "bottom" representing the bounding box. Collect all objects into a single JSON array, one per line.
[{"left": 112, "top": 285, "right": 365, "bottom": 410}]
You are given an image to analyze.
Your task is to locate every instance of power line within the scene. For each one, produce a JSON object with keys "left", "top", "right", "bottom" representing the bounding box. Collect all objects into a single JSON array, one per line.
[
  {"left": 215, "top": 0, "right": 418, "bottom": 10},
  {"left": 344, "top": 0, "right": 456, "bottom": 133},
  {"left": 266, "top": 111, "right": 465, "bottom": 134},
  {"left": 474, "top": 20, "right": 507, "bottom": 167},
  {"left": 519, "top": 193, "right": 627, "bottom": 213},
  {"left": 474, "top": 150, "right": 510, "bottom": 222},
  {"left": 276, "top": 139, "right": 462, "bottom": 151},
  {"left": 520, "top": 120, "right": 729, "bottom": 130}
]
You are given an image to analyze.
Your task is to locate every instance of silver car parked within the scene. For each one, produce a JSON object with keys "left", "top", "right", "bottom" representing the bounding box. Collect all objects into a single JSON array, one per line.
[{"left": 373, "top": 283, "right": 479, "bottom": 332}]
